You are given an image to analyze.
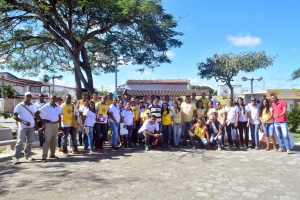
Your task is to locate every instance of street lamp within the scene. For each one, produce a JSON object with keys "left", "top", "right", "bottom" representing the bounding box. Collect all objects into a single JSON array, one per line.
[
  {"left": 43, "top": 75, "right": 63, "bottom": 95},
  {"left": 241, "top": 76, "right": 263, "bottom": 97},
  {"left": 101, "top": 55, "right": 131, "bottom": 98}
]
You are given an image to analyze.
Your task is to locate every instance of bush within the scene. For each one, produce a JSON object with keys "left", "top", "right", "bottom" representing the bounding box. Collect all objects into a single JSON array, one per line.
[{"left": 288, "top": 108, "right": 300, "bottom": 132}]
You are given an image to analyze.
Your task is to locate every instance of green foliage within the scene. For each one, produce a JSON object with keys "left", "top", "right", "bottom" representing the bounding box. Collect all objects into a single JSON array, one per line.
[
  {"left": 290, "top": 68, "right": 300, "bottom": 81},
  {"left": 0, "top": 111, "right": 11, "bottom": 119},
  {"left": 0, "top": 84, "right": 15, "bottom": 98},
  {"left": 189, "top": 85, "right": 214, "bottom": 93},
  {"left": 0, "top": 0, "right": 183, "bottom": 99},
  {"left": 196, "top": 51, "right": 276, "bottom": 98},
  {"left": 288, "top": 108, "right": 300, "bottom": 132}
]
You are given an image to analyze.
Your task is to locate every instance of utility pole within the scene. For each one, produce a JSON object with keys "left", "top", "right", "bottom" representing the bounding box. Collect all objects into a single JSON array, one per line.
[{"left": 1, "top": 76, "right": 4, "bottom": 98}]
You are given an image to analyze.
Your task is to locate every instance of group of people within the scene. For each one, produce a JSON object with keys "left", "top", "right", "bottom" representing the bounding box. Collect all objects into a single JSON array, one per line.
[{"left": 11, "top": 90, "right": 292, "bottom": 164}]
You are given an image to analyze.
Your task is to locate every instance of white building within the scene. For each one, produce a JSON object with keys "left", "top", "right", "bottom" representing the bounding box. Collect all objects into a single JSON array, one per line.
[
  {"left": 118, "top": 79, "right": 190, "bottom": 90},
  {"left": 41, "top": 85, "right": 76, "bottom": 98},
  {"left": 217, "top": 85, "right": 243, "bottom": 100}
]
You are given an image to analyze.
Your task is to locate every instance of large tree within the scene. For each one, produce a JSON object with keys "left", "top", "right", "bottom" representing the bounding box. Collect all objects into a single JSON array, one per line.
[
  {"left": 290, "top": 68, "right": 300, "bottom": 81},
  {"left": 196, "top": 51, "right": 276, "bottom": 99},
  {"left": 0, "top": 0, "right": 183, "bottom": 99}
]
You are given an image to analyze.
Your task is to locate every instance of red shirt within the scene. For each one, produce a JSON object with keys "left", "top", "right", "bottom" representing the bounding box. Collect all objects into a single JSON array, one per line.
[{"left": 272, "top": 99, "right": 287, "bottom": 122}]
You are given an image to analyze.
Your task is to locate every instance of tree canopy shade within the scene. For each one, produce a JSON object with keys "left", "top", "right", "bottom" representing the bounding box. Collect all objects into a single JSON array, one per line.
[
  {"left": 196, "top": 51, "right": 276, "bottom": 99},
  {"left": 290, "top": 68, "right": 300, "bottom": 81},
  {"left": 0, "top": 0, "right": 183, "bottom": 99}
]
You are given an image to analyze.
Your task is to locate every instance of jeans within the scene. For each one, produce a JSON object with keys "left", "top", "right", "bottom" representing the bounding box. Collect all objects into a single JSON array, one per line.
[
  {"left": 78, "top": 127, "right": 83, "bottom": 145},
  {"left": 84, "top": 126, "right": 94, "bottom": 151},
  {"left": 226, "top": 123, "right": 239, "bottom": 146},
  {"left": 190, "top": 135, "right": 208, "bottom": 147},
  {"left": 94, "top": 123, "right": 107, "bottom": 148},
  {"left": 123, "top": 127, "right": 133, "bottom": 147},
  {"left": 57, "top": 132, "right": 62, "bottom": 148},
  {"left": 182, "top": 122, "right": 193, "bottom": 144},
  {"left": 38, "top": 127, "right": 45, "bottom": 146},
  {"left": 262, "top": 123, "right": 274, "bottom": 136},
  {"left": 238, "top": 121, "right": 249, "bottom": 146},
  {"left": 162, "top": 124, "right": 172, "bottom": 145},
  {"left": 110, "top": 121, "right": 118, "bottom": 147},
  {"left": 250, "top": 123, "right": 260, "bottom": 147},
  {"left": 132, "top": 121, "right": 141, "bottom": 143},
  {"left": 173, "top": 123, "right": 182, "bottom": 145},
  {"left": 13, "top": 127, "right": 35, "bottom": 159},
  {"left": 62, "top": 127, "right": 78, "bottom": 153},
  {"left": 210, "top": 133, "right": 222, "bottom": 147},
  {"left": 274, "top": 122, "right": 290, "bottom": 149}
]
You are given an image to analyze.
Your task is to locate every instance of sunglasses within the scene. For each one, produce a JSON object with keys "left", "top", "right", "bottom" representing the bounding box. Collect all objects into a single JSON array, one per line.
[{"left": 251, "top": 100, "right": 255, "bottom": 101}]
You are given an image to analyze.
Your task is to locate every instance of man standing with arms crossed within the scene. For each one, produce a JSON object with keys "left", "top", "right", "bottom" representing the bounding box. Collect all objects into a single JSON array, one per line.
[
  {"left": 270, "top": 94, "right": 292, "bottom": 154},
  {"left": 35, "top": 95, "right": 62, "bottom": 162},
  {"left": 12, "top": 92, "right": 37, "bottom": 164}
]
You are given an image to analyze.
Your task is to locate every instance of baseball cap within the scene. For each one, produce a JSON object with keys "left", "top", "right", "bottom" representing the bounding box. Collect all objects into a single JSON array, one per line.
[
  {"left": 130, "top": 98, "right": 135, "bottom": 102},
  {"left": 24, "top": 92, "right": 31, "bottom": 96},
  {"left": 186, "top": 94, "right": 191, "bottom": 97}
]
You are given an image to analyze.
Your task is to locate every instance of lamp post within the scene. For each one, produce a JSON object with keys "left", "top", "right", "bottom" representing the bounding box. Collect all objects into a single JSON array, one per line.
[
  {"left": 43, "top": 75, "right": 63, "bottom": 95},
  {"left": 101, "top": 55, "right": 131, "bottom": 98},
  {"left": 241, "top": 76, "right": 263, "bottom": 97}
]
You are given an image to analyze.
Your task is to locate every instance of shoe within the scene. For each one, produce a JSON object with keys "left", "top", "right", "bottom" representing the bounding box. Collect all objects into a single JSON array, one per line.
[
  {"left": 113, "top": 147, "right": 119, "bottom": 150},
  {"left": 73, "top": 150, "right": 79, "bottom": 154},
  {"left": 128, "top": 145, "right": 133, "bottom": 148},
  {"left": 168, "top": 145, "right": 171, "bottom": 149},
  {"left": 218, "top": 146, "right": 222, "bottom": 151},
  {"left": 192, "top": 146, "right": 196, "bottom": 150},
  {"left": 277, "top": 147, "right": 284, "bottom": 152},
  {"left": 63, "top": 153, "right": 69, "bottom": 157},
  {"left": 255, "top": 146, "right": 259, "bottom": 150},
  {"left": 89, "top": 151, "right": 96, "bottom": 154},
  {"left": 24, "top": 156, "right": 35, "bottom": 161},
  {"left": 57, "top": 147, "right": 63, "bottom": 152},
  {"left": 236, "top": 146, "right": 240, "bottom": 150},
  {"left": 49, "top": 155, "right": 59, "bottom": 159},
  {"left": 12, "top": 157, "right": 19, "bottom": 164},
  {"left": 287, "top": 149, "right": 292, "bottom": 154},
  {"left": 135, "top": 143, "right": 140, "bottom": 147},
  {"left": 145, "top": 145, "right": 149, "bottom": 151},
  {"left": 41, "top": 159, "right": 46, "bottom": 163},
  {"left": 183, "top": 143, "right": 187, "bottom": 146}
]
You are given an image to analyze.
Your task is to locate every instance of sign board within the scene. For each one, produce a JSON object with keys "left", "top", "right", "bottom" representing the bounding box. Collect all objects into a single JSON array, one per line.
[{"left": 266, "top": 89, "right": 300, "bottom": 99}]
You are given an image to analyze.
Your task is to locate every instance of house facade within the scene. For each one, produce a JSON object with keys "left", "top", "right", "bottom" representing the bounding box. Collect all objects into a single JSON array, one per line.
[{"left": 118, "top": 79, "right": 190, "bottom": 90}]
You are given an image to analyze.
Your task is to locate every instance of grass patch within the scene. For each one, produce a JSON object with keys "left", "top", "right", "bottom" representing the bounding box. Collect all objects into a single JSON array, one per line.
[
  {"left": 291, "top": 133, "right": 300, "bottom": 142},
  {"left": 0, "top": 125, "right": 6, "bottom": 128}
]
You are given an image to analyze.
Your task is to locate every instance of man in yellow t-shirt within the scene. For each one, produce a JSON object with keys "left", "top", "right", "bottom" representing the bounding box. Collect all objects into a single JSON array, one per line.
[
  {"left": 106, "top": 92, "right": 113, "bottom": 106},
  {"left": 95, "top": 96, "right": 108, "bottom": 151},
  {"left": 181, "top": 94, "right": 196, "bottom": 145},
  {"left": 189, "top": 119, "right": 209, "bottom": 149},
  {"left": 76, "top": 92, "right": 89, "bottom": 109},
  {"left": 200, "top": 92, "right": 209, "bottom": 109},
  {"left": 131, "top": 97, "right": 140, "bottom": 146},
  {"left": 92, "top": 92, "right": 101, "bottom": 103}
]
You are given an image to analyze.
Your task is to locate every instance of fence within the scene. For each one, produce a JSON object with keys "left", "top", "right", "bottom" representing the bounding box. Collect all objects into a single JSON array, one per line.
[{"left": 0, "top": 98, "right": 23, "bottom": 114}]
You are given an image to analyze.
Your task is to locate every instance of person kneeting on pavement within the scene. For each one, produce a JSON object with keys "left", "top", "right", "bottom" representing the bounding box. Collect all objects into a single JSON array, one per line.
[
  {"left": 35, "top": 95, "right": 62, "bottom": 163},
  {"left": 189, "top": 119, "right": 209, "bottom": 150},
  {"left": 60, "top": 94, "right": 79, "bottom": 156},
  {"left": 139, "top": 115, "right": 162, "bottom": 151},
  {"left": 208, "top": 115, "right": 223, "bottom": 151},
  {"left": 12, "top": 92, "right": 37, "bottom": 164}
]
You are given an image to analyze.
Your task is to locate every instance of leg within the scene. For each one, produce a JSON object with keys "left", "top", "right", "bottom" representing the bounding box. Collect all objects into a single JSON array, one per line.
[
  {"left": 231, "top": 124, "right": 239, "bottom": 147},
  {"left": 245, "top": 125, "right": 249, "bottom": 147},
  {"left": 144, "top": 133, "right": 150, "bottom": 145},
  {"left": 57, "top": 132, "right": 62, "bottom": 148},
  {"left": 62, "top": 127, "right": 70, "bottom": 153},
  {"left": 200, "top": 137, "right": 208, "bottom": 147},
  {"left": 210, "top": 133, "right": 217, "bottom": 146},
  {"left": 24, "top": 128, "right": 35, "bottom": 158},
  {"left": 38, "top": 128, "right": 45, "bottom": 146},
  {"left": 110, "top": 122, "right": 118, "bottom": 147},
  {"left": 226, "top": 124, "right": 233, "bottom": 146},
  {"left": 78, "top": 128, "right": 83, "bottom": 145},
  {"left": 167, "top": 124, "right": 172, "bottom": 146},
  {"left": 12, "top": 128, "right": 27, "bottom": 160},
  {"left": 42, "top": 124, "right": 53, "bottom": 159},
  {"left": 128, "top": 129, "right": 133, "bottom": 146},
  {"left": 217, "top": 135, "right": 222, "bottom": 147},
  {"left": 279, "top": 122, "right": 291, "bottom": 150},
  {"left": 173, "top": 123, "right": 178, "bottom": 145},
  {"left": 99, "top": 123, "right": 107, "bottom": 148},
  {"left": 70, "top": 127, "right": 78, "bottom": 152},
  {"left": 182, "top": 122, "right": 188, "bottom": 144},
  {"left": 50, "top": 123, "right": 58, "bottom": 156},
  {"left": 250, "top": 124, "right": 255, "bottom": 148},
  {"left": 190, "top": 135, "right": 196, "bottom": 146},
  {"left": 262, "top": 124, "right": 270, "bottom": 150},
  {"left": 254, "top": 124, "right": 260, "bottom": 148},
  {"left": 94, "top": 123, "right": 101, "bottom": 149},
  {"left": 88, "top": 127, "right": 94, "bottom": 152}
]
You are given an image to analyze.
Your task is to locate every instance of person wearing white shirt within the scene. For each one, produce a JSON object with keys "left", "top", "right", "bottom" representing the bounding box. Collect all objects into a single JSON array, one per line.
[
  {"left": 12, "top": 92, "right": 37, "bottom": 164},
  {"left": 208, "top": 91, "right": 218, "bottom": 108},
  {"left": 35, "top": 95, "right": 62, "bottom": 163},
  {"left": 108, "top": 98, "right": 121, "bottom": 150},
  {"left": 35, "top": 93, "right": 47, "bottom": 146},
  {"left": 121, "top": 102, "right": 135, "bottom": 147},
  {"left": 224, "top": 98, "right": 239, "bottom": 149},
  {"left": 78, "top": 98, "right": 90, "bottom": 146},
  {"left": 207, "top": 115, "right": 223, "bottom": 151},
  {"left": 237, "top": 97, "right": 250, "bottom": 149},
  {"left": 248, "top": 97, "right": 261, "bottom": 150},
  {"left": 138, "top": 115, "right": 162, "bottom": 151},
  {"left": 82, "top": 100, "right": 97, "bottom": 153},
  {"left": 60, "top": 94, "right": 79, "bottom": 155}
]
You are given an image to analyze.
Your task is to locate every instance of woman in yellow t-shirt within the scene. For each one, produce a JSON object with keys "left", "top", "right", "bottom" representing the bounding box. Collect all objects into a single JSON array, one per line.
[
  {"left": 259, "top": 99, "right": 276, "bottom": 151},
  {"left": 140, "top": 103, "right": 149, "bottom": 125},
  {"left": 161, "top": 102, "right": 173, "bottom": 148},
  {"left": 171, "top": 101, "right": 184, "bottom": 147}
]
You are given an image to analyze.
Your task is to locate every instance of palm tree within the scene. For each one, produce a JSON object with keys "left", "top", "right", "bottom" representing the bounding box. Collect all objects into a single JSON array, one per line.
[
  {"left": 290, "top": 68, "right": 300, "bottom": 80},
  {"left": 40, "top": 75, "right": 51, "bottom": 96}
]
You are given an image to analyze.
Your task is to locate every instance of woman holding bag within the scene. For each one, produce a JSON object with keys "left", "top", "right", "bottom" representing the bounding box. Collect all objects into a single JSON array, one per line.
[
  {"left": 121, "top": 102, "right": 135, "bottom": 148},
  {"left": 82, "top": 100, "right": 97, "bottom": 153}
]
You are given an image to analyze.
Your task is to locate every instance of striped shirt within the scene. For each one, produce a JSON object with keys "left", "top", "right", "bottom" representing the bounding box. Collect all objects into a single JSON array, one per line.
[{"left": 147, "top": 105, "right": 162, "bottom": 123}]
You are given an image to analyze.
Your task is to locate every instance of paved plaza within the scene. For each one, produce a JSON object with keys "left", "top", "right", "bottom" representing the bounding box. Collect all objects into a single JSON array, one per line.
[{"left": 0, "top": 143, "right": 300, "bottom": 200}]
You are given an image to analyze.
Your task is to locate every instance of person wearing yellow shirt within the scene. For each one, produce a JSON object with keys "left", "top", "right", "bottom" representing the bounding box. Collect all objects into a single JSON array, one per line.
[
  {"left": 95, "top": 96, "right": 108, "bottom": 151},
  {"left": 259, "top": 99, "right": 277, "bottom": 151},
  {"left": 92, "top": 92, "right": 101, "bottom": 103},
  {"left": 191, "top": 92, "right": 197, "bottom": 106},
  {"left": 171, "top": 101, "right": 184, "bottom": 148},
  {"left": 76, "top": 92, "right": 89, "bottom": 110},
  {"left": 189, "top": 119, "right": 209, "bottom": 150},
  {"left": 181, "top": 94, "right": 196, "bottom": 146},
  {"left": 140, "top": 102, "right": 149, "bottom": 125},
  {"left": 161, "top": 102, "right": 173, "bottom": 149},
  {"left": 200, "top": 92, "right": 209, "bottom": 109},
  {"left": 106, "top": 92, "right": 113, "bottom": 106},
  {"left": 131, "top": 98, "right": 140, "bottom": 146}
]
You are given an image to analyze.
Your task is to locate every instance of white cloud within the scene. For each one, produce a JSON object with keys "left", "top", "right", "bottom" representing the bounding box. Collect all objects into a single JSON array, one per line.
[
  {"left": 227, "top": 34, "right": 262, "bottom": 47},
  {"left": 166, "top": 50, "right": 176, "bottom": 58},
  {"left": 189, "top": 78, "right": 199, "bottom": 84},
  {"left": 127, "top": 71, "right": 151, "bottom": 76},
  {"left": 291, "top": 47, "right": 298, "bottom": 51}
]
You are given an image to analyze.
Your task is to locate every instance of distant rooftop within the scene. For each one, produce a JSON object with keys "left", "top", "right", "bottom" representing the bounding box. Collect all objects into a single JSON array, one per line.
[{"left": 126, "top": 79, "right": 190, "bottom": 85}]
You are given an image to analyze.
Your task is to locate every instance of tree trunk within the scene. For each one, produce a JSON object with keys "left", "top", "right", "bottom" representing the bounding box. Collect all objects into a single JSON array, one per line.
[
  {"left": 75, "top": 69, "right": 82, "bottom": 100},
  {"left": 227, "top": 82, "right": 234, "bottom": 99}
]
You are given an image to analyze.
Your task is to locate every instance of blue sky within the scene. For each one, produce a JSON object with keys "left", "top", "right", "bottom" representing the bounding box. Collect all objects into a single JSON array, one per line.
[{"left": 10, "top": 0, "right": 300, "bottom": 92}]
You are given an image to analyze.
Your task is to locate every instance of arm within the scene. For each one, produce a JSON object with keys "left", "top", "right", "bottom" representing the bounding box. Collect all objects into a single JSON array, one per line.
[
  {"left": 222, "top": 112, "right": 226, "bottom": 126},
  {"left": 266, "top": 109, "right": 274, "bottom": 122},
  {"left": 205, "top": 127, "right": 210, "bottom": 148},
  {"left": 189, "top": 125, "right": 195, "bottom": 136},
  {"left": 109, "top": 112, "right": 118, "bottom": 125},
  {"left": 82, "top": 115, "right": 87, "bottom": 125},
  {"left": 58, "top": 114, "right": 62, "bottom": 130},
  {"left": 235, "top": 110, "right": 239, "bottom": 127},
  {"left": 13, "top": 112, "right": 31, "bottom": 126},
  {"left": 277, "top": 107, "right": 287, "bottom": 118},
  {"left": 247, "top": 112, "right": 251, "bottom": 127}
]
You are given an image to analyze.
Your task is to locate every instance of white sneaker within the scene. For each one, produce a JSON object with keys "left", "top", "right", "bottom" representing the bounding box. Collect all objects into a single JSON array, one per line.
[
  {"left": 135, "top": 143, "right": 140, "bottom": 147},
  {"left": 287, "top": 149, "right": 292, "bottom": 154},
  {"left": 218, "top": 147, "right": 222, "bottom": 151}
]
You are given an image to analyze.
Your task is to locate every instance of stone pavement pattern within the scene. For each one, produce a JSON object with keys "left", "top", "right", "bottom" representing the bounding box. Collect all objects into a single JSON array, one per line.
[{"left": 0, "top": 146, "right": 300, "bottom": 200}]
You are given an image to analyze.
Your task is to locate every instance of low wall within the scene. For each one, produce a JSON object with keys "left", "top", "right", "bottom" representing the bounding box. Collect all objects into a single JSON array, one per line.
[{"left": 0, "top": 98, "right": 23, "bottom": 114}]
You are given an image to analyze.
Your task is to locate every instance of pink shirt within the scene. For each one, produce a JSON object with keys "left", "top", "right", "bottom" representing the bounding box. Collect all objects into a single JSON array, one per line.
[{"left": 272, "top": 99, "right": 287, "bottom": 123}]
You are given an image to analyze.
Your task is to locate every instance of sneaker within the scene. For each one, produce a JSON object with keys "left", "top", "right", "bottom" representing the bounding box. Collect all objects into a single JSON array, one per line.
[
  {"left": 41, "top": 159, "right": 46, "bottom": 163},
  {"left": 277, "top": 147, "right": 284, "bottom": 152},
  {"left": 255, "top": 146, "right": 259, "bottom": 150},
  {"left": 287, "top": 149, "right": 292, "bottom": 154},
  {"left": 57, "top": 147, "right": 63, "bottom": 152},
  {"left": 192, "top": 146, "right": 196, "bottom": 150},
  {"left": 12, "top": 157, "right": 19, "bottom": 164},
  {"left": 73, "top": 150, "right": 79, "bottom": 154},
  {"left": 63, "top": 153, "right": 69, "bottom": 157},
  {"left": 145, "top": 145, "right": 149, "bottom": 151},
  {"left": 135, "top": 143, "right": 140, "bottom": 147},
  {"left": 218, "top": 146, "right": 222, "bottom": 151},
  {"left": 89, "top": 151, "right": 96, "bottom": 154},
  {"left": 236, "top": 146, "right": 240, "bottom": 150},
  {"left": 49, "top": 155, "right": 59, "bottom": 159},
  {"left": 24, "top": 156, "right": 35, "bottom": 161}
]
